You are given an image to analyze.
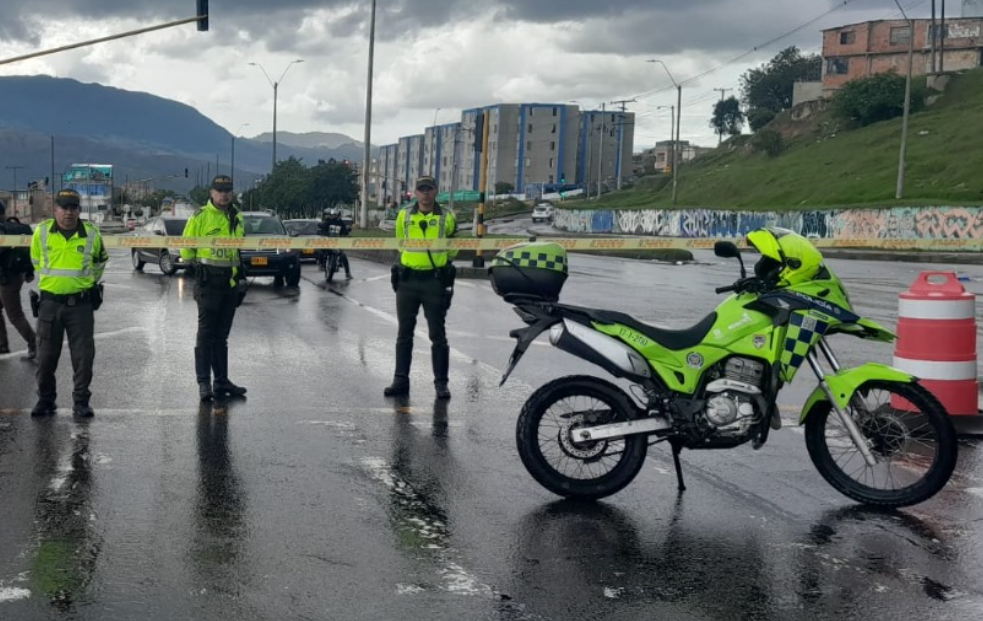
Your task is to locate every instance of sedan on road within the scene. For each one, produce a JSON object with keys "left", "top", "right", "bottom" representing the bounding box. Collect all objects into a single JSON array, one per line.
[
  {"left": 131, "top": 216, "right": 190, "bottom": 276},
  {"left": 284, "top": 218, "right": 321, "bottom": 263},
  {"left": 240, "top": 211, "right": 302, "bottom": 287}
]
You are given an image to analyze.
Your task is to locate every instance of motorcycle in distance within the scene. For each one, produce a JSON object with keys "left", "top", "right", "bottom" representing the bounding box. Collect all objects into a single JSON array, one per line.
[
  {"left": 490, "top": 228, "right": 957, "bottom": 508},
  {"left": 318, "top": 248, "right": 347, "bottom": 283},
  {"left": 316, "top": 209, "right": 350, "bottom": 283}
]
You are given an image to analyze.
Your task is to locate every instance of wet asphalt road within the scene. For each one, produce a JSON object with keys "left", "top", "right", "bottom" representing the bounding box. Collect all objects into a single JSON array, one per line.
[{"left": 1, "top": 232, "right": 982, "bottom": 620}]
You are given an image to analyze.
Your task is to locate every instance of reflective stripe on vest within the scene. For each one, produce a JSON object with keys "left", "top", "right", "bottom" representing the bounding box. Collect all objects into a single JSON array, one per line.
[
  {"left": 39, "top": 224, "right": 96, "bottom": 278},
  {"left": 199, "top": 257, "right": 238, "bottom": 267},
  {"left": 401, "top": 211, "right": 448, "bottom": 253}
]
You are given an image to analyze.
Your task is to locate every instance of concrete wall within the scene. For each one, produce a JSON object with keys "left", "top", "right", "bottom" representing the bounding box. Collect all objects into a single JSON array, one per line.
[{"left": 552, "top": 206, "right": 983, "bottom": 240}]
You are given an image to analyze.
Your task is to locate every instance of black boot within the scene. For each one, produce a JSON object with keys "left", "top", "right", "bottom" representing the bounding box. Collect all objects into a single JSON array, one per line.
[
  {"left": 433, "top": 345, "right": 451, "bottom": 400},
  {"left": 383, "top": 341, "right": 413, "bottom": 396},
  {"left": 195, "top": 346, "right": 213, "bottom": 401},
  {"left": 73, "top": 401, "right": 94, "bottom": 418},
  {"left": 212, "top": 344, "right": 247, "bottom": 398}
]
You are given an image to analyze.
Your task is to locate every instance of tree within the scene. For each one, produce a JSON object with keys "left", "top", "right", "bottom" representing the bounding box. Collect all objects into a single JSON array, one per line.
[
  {"left": 494, "top": 181, "right": 515, "bottom": 195},
  {"left": 750, "top": 129, "right": 785, "bottom": 158},
  {"left": 740, "top": 46, "right": 821, "bottom": 121},
  {"left": 311, "top": 159, "right": 359, "bottom": 215},
  {"left": 830, "top": 71, "right": 921, "bottom": 127},
  {"left": 189, "top": 185, "right": 209, "bottom": 206},
  {"left": 747, "top": 109, "right": 777, "bottom": 132},
  {"left": 710, "top": 96, "right": 746, "bottom": 140}
]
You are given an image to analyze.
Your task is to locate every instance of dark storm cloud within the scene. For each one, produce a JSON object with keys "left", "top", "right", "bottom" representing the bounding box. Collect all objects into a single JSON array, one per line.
[{"left": 2, "top": 0, "right": 930, "bottom": 57}]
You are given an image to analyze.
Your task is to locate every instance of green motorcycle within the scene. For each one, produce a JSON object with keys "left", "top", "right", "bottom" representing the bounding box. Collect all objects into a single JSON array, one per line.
[{"left": 490, "top": 227, "right": 958, "bottom": 508}]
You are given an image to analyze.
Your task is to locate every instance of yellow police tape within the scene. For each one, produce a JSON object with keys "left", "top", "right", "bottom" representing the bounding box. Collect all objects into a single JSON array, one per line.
[{"left": 2, "top": 235, "right": 983, "bottom": 252}]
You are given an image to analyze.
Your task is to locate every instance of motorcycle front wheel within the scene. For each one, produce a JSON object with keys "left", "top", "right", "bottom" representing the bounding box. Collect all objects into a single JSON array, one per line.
[
  {"left": 805, "top": 380, "right": 958, "bottom": 508},
  {"left": 325, "top": 252, "right": 339, "bottom": 282},
  {"left": 516, "top": 375, "right": 648, "bottom": 500}
]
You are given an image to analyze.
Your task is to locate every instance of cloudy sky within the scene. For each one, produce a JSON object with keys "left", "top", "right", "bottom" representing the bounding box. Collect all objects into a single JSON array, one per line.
[{"left": 0, "top": 0, "right": 938, "bottom": 151}]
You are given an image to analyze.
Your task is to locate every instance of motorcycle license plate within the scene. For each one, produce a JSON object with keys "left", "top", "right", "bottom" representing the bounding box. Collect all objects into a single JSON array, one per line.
[
  {"left": 303, "top": 249, "right": 315, "bottom": 255},
  {"left": 251, "top": 257, "right": 268, "bottom": 266}
]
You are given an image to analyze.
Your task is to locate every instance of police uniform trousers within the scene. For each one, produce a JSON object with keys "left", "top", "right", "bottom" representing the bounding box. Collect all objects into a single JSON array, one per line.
[
  {"left": 394, "top": 269, "right": 449, "bottom": 385},
  {"left": 0, "top": 273, "right": 36, "bottom": 351},
  {"left": 194, "top": 276, "right": 238, "bottom": 385},
  {"left": 36, "top": 292, "right": 95, "bottom": 406}
]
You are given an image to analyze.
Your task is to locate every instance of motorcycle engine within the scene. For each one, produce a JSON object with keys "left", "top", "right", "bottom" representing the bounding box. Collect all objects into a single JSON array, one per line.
[{"left": 702, "top": 357, "right": 766, "bottom": 436}]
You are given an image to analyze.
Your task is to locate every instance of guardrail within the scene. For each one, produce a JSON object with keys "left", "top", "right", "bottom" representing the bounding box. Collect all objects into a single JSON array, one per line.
[{"left": 2, "top": 235, "right": 983, "bottom": 252}]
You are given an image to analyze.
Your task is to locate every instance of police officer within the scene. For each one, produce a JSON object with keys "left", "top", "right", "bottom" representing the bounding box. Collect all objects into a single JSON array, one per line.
[
  {"left": 29, "top": 189, "right": 109, "bottom": 417},
  {"left": 182, "top": 175, "right": 248, "bottom": 402},
  {"left": 384, "top": 175, "right": 457, "bottom": 399},
  {"left": 0, "top": 204, "right": 37, "bottom": 359}
]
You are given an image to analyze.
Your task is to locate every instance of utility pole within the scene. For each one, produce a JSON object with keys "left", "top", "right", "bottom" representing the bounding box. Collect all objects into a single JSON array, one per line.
[
  {"left": 596, "top": 103, "right": 606, "bottom": 198},
  {"left": 893, "top": 0, "right": 914, "bottom": 199},
  {"left": 931, "top": 0, "right": 937, "bottom": 73},
  {"left": 713, "top": 87, "right": 733, "bottom": 145},
  {"left": 5, "top": 165, "right": 25, "bottom": 215},
  {"left": 358, "top": 0, "right": 377, "bottom": 228},
  {"left": 609, "top": 98, "right": 636, "bottom": 191},
  {"left": 940, "top": 0, "right": 946, "bottom": 73}
]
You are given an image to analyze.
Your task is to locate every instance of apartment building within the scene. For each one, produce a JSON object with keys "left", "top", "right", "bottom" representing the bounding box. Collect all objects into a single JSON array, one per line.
[
  {"left": 822, "top": 17, "right": 983, "bottom": 92},
  {"left": 382, "top": 100, "right": 636, "bottom": 199},
  {"left": 422, "top": 122, "right": 463, "bottom": 192},
  {"left": 576, "top": 109, "right": 635, "bottom": 193},
  {"left": 375, "top": 144, "right": 400, "bottom": 206}
]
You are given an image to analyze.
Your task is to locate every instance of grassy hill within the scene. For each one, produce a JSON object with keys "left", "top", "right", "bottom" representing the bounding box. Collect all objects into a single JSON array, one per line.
[{"left": 575, "top": 68, "right": 983, "bottom": 211}]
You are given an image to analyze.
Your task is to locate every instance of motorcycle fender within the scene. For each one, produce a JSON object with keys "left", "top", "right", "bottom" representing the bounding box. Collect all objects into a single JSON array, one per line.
[{"left": 799, "top": 363, "right": 916, "bottom": 424}]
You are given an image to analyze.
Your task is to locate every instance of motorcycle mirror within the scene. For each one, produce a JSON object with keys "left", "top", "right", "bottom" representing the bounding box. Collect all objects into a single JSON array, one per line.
[
  {"left": 714, "top": 241, "right": 747, "bottom": 278},
  {"left": 714, "top": 241, "right": 739, "bottom": 258}
]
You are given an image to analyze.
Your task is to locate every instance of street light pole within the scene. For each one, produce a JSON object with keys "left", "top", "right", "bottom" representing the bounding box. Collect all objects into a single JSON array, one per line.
[
  {"left": 648, "top": 59, "right": 681, "bottom": 205},
  {"left": 249, "top": 59, "right": 304, "bottom": 176},
  {"left": 893, "top": 0, "right": 914, "bottom": 199},
  {"left": 231, "top": 122, "right": 249, "bottom": 184},
  {"left": 431, "top": 107, "right": 441, "bottom": 177},
  {"left": 360, "top": 0, "right": 377, "bottom": 229}
]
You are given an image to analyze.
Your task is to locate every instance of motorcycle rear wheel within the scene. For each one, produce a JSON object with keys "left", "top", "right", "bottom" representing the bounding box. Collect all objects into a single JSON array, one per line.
[
  {"left": 516, "top": 375, "right": 648, "bottom": 500},
  {"left": 805, "top": 380, "right": 957, "bottom": 508}
]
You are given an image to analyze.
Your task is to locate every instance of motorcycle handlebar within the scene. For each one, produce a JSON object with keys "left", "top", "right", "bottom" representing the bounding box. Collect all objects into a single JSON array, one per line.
[{"left": 716, "top": 277, "right": 763, "bottom": 295}]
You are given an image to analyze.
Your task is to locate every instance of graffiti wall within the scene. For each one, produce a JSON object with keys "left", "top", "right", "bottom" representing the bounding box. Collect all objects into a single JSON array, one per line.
[{"left": 552, "top": 206, "right": 983, "bottom": 240}]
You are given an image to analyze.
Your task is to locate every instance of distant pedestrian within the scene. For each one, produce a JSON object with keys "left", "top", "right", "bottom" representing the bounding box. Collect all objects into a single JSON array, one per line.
[
  {"left": 29, "top": 189, "right": 109, "bottom": 417},
  {"left": 0, "top": 206, "right": 38, "bottom": 359},
  {"left": 182, "top": 175, "right": 248, "bottom": 402},
  {"left": 384, "top": 175, "right": 457, "bottom": 399}
]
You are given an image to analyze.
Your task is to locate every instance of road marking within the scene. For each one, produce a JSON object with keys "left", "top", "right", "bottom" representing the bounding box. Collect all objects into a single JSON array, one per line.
[
  {"left": 0, "top": 586, "right": 31, "bottom": 603},
  {"left": 360, "top": 457, "right": 499, "bottom": 599}
]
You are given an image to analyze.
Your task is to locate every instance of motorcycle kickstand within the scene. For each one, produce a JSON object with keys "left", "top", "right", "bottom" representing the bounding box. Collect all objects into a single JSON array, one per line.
[{"left": 669, "top": 438, "right": 686, "bottom": 492}]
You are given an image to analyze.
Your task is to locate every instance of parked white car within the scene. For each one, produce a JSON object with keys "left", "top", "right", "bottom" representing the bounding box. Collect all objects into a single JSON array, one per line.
[{"left": 531, "top": 203, "right": 554, "bottom": 223}]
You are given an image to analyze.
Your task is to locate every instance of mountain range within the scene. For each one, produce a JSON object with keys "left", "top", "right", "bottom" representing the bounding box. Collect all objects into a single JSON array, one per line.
[{"left": 0, "top": 75, "right": 373, "bottom": 193}]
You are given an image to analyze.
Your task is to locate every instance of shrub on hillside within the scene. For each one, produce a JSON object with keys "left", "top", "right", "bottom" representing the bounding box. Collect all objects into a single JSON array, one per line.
[
  {"left": 831, "top": 72, "right": 924, "bottom": 127},
  {"left": 747, "top": 108, "right": 776, "bottom": 131},
  {"left": 751, "top": 129, "right": 785, "bottom": 157}
]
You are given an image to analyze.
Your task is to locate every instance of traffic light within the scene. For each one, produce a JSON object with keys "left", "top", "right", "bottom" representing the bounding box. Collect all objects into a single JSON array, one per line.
[
  {"left": 185, "top": 167, "right": 189, "bottom": 177},
  {"left": 196, "top": 0, "right": 209, "bottom": 32}
]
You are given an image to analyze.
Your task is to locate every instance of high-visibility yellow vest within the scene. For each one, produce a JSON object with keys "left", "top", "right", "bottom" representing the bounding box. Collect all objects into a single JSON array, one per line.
[
  {"left": 180, "top": 202, "right": 245, "bottom": 285},
  {"left": 396, "top": 204, "right": 458, "bottom": 270},
  {"left": 30, "top": 220, "right": 108, "bottom": 294}
]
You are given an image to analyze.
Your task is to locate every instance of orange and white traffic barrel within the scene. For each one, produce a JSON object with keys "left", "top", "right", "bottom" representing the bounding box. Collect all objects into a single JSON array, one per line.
[{"left": 893, "top": 271, "right": 979, "bottom": 416}]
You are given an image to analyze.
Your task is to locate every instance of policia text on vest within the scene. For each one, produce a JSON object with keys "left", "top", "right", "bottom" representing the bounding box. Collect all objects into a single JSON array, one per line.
[
  {"left": 384, "top": 176, "right": 457, "bottom": 400},
  {"left": 29, "top": 189, "right": 109, "bottom": 418}
]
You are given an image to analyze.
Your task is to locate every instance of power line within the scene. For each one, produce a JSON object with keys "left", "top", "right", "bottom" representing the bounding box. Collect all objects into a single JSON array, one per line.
[{"left": 634, "top": 0, "right": 866, "bottom": 101}]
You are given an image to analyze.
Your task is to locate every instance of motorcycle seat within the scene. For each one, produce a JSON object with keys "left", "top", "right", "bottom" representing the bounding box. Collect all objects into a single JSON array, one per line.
[{"left": 560, "top": 305, "right": 718, "bottom": 351}]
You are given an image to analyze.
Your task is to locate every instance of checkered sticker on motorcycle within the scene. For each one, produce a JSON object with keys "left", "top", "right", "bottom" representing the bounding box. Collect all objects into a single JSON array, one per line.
[
  {"left": 780, "top": 311, "right": 829, "bottom": 382},
  {"left": 493, "top": 249, "right": 567, "bottom": 272}
]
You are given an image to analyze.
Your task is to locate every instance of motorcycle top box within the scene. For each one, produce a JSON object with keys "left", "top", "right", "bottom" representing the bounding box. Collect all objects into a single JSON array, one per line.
[{"left": 489, "top": 242, "right": 568, "bottom": 302}]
